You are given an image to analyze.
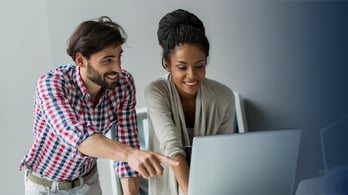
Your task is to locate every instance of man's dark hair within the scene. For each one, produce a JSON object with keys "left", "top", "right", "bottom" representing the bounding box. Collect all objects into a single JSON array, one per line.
[
  {"left": 157, "top": 9, "right": 209, "bottom": 68},
  {"left": 66, "top": 16, "right": 127, "bottom": 61}
]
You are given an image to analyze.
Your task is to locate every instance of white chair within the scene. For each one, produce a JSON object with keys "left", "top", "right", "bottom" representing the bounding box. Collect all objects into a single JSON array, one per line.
[
  {"left": 234, "top": 91, "right": 248, "bottom": 133},
  {"left": 108, "top": 107, "right": 149, "bottom": 195},
  {"left": 135, "top": 107, "right": 149, "bottom": 150}
]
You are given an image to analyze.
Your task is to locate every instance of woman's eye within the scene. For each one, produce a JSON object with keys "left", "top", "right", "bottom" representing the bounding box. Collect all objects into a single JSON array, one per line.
[
  {"left": 196, "top": 63, "right": 205, "bottom": 68},
  {"left": 177, "top": 65, "right": 187, "bottom": 70}
]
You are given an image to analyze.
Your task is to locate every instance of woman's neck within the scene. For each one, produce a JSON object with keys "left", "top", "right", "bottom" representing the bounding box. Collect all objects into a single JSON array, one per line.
[{"left": 180, "top": 94, "right": 196, "bottom": 128}]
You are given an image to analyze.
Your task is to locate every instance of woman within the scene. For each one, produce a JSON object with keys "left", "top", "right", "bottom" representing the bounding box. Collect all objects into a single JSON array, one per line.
[{"left": 144, "top": 9, "right": 236, "bottom": 195}]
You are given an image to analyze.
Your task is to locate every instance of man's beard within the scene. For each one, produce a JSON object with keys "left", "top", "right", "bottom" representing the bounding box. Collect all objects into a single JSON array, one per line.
[{"left": 86, "top": 62, "right": 119, "bottom": 89}]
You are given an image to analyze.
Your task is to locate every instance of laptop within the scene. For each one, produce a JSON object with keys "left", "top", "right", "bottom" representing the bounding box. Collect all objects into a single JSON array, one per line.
[{"left": 188, "top": 128, "right": 302, "bottom": 195}]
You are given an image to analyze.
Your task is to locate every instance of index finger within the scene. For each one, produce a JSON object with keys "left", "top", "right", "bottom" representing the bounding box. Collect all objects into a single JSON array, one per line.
[{"left": 156, "top": 153, "right": 180, "bottom": 166}]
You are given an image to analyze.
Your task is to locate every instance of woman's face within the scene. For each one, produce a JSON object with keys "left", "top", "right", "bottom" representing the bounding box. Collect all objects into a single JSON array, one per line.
[{"left": 165, "top": 44, "right": 207, "bottom": 99}]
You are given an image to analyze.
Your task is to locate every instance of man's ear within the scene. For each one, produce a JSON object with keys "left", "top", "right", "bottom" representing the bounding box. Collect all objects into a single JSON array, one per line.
[{"left": 75, "top": 52, "right": 86, "bottom": 67}]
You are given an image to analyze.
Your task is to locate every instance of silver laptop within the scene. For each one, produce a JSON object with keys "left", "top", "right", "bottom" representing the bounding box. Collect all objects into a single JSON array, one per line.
[{"left": 188, "top": 128, "right": 302, "bottom": 195}]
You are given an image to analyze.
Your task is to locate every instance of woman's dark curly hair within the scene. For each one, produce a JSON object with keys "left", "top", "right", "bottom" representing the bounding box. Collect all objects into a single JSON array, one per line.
[{"left": 157, "top": 9, "right": 210, "bottom": 68}]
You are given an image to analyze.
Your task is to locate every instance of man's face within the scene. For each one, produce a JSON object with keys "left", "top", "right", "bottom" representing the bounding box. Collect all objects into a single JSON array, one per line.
[
  {"left": 86, "top": 60, "right": 119, "bottom": 89},
  {"left": 80, "top": 45, "right": 123, "bottom": 90}
]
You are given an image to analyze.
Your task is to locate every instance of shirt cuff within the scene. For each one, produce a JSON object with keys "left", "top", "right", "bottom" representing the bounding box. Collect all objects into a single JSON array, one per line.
[{"left": 115, "top": 161, "right": 140, "bottom": 178}]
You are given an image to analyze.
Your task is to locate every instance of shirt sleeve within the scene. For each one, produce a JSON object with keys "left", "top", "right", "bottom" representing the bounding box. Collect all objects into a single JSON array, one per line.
[
  {"left": 144, "top": 79, "right": 185, "bottom": 158},
  {"left": 36, "top": 72, "right": 95, "bottom": 159},
  {"left": 112, "top": 71, "right": 140, "bottom": 178}
]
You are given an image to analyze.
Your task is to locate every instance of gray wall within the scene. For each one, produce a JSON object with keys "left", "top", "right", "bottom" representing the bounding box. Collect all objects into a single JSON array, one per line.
[
  {"left": 1, "top": 1, "right": 346, "bottom": 194},
  {"left": 0, "top": 0, "right": 51, "bottom": 193}
]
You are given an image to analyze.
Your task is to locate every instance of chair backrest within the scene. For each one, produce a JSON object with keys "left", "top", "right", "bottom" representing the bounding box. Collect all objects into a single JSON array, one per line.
[
  {"left": 108, "top": 107, "right": 149, "bottom": 195},
  {"left": 136, "top": 107, "right": 149, "bottom": 150},
  {"left": 234, "top": 91, "right": 248, "bottom": 133}
]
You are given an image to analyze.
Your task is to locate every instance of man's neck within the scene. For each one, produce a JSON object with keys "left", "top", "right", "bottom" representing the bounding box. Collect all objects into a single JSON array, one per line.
[{"left": 81, "top": 73, "right": 104, "bottom": 105}]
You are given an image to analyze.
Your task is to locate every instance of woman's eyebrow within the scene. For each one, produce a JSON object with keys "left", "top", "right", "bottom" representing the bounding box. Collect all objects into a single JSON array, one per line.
[
  {"left": 175, "top": 60, "right": 188, "bottom": 65},
  {"left": 194, "top": 59, "right": 205, "bottom": 64},
  {"left": 176, "top": 59, "right": 205, "bottom": 65}
]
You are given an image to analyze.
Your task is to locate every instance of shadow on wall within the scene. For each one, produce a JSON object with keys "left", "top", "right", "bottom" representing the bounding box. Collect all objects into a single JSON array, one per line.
[
  {"left": 243, "top": 98, "right": 323, "bottom": 190},
  {"left": 295, "top": 116, "right": 348, "bottom": 194},
  {"left": 243, "top": 99, "right": 267, "bottom": 131}
]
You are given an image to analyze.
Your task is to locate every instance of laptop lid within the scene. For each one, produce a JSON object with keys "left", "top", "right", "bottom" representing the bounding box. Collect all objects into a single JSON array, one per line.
[{"left": 188, "top": 128, "right": 302, "bottom": 195}]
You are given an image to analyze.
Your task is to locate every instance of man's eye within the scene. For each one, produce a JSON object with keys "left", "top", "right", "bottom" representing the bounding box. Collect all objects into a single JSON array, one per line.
[{"left": 102, "top": 59, "right": 113, "bottom": 64}]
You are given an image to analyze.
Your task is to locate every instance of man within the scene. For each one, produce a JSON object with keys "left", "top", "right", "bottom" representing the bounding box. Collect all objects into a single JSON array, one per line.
[{"left": 19, "top": 16, "right": 178, "bottom": 195}]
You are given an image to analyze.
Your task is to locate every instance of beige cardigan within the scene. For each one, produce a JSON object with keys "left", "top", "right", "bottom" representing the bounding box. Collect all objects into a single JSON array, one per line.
[{"left": 144, "top": 73, "right": 236, "bottom": 195}]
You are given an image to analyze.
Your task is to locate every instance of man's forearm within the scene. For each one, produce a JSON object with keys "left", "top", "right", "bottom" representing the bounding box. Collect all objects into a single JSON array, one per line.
[
  {"left": 77, "top": 133, "right": 180, "bottom": 178},
  {"left": 77, "top": 133, "right": 133, "bottom": 161}
]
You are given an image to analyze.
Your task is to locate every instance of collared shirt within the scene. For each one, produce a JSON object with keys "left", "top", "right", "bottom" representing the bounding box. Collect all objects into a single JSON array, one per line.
[{"left": 19, "top": 64, "right": 139, "bottom": 181}]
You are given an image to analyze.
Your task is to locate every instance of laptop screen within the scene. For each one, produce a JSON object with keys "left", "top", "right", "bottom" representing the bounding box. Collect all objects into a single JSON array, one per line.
[{"left": 188, "top": 128, "right": 302, "bottom": 195}]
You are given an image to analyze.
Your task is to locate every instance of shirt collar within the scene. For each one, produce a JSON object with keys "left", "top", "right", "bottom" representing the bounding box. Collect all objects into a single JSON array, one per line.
[{"left": 74, "top": 65, "right": 89, "bottom": 97}]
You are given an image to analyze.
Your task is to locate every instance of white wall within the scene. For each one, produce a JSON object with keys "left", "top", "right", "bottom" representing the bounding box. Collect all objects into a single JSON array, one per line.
[
  {"left": 0, "top": 0, "right": 51, "bottom": 194},
  {"left": 1, "top": 1, "right": 347, "bottom": 194}
]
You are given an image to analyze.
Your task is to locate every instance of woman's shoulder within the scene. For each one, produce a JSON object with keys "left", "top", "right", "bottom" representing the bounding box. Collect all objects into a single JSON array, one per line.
[
  {"left": 146, "top": 74, "right": 170, "bottom": 88},
  {"left": 144, "top": 74, "right": 171, "bottom": 95},
  {"left": 203, "top": 78, "right": 235, "bottom": 107},
  {"left": 204, "top": 78, "right": 234, "bottom": 95}
]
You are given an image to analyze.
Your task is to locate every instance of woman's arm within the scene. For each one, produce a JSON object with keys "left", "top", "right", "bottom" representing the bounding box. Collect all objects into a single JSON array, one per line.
[
  {"left": 120, "top": 177, "right": 140, "bottom": 195},
  {"left": 171, "top": 154, "right": 190, "bottom": 195}
]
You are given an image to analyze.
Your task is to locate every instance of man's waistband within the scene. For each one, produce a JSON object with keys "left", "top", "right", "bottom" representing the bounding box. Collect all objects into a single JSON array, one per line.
[{"left": 27, "top": 165, "right": 97, "bottom": 190}]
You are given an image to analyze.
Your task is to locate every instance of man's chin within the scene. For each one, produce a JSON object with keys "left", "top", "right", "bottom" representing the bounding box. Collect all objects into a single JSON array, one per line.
[{"left": 102, "top": 81, "right": 118, "bottom": 89}]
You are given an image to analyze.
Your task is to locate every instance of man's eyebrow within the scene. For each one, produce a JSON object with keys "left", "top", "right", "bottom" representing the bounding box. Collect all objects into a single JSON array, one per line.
[
  {"left": 102, "top": 49, "right": 123, "bottom": 59},
  {"left": 102, "top": 54, "right": 122, "bottom": 60},
  {"left": 102, "top": 55, "right": 116, "bottom": 59}
]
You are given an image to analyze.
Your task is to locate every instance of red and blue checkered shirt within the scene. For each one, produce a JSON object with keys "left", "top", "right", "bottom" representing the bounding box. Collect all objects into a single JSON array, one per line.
[{"left": 19, "top": 64, "right": 140, "bottom": 181}]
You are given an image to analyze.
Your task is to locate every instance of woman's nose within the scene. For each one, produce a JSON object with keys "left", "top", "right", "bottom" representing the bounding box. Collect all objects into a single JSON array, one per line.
[{"left": 187, "top": 68, "right": 195, "bottom": 78}]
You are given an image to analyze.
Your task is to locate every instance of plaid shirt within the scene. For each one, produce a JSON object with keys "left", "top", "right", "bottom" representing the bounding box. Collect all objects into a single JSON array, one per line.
[{"left": 19, "top": 64, "right": 140, "bottom": 181}]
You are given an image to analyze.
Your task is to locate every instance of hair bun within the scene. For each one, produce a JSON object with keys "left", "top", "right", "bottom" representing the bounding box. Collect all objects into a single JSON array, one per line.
[{"left": 158, "top": 9, "right": 205, "bottom": 43}]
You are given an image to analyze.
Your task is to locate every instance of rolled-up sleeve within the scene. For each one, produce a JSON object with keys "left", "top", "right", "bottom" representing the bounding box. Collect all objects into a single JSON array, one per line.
[{"left": 112, "top": 72, "right": 140, "bottom": 177}]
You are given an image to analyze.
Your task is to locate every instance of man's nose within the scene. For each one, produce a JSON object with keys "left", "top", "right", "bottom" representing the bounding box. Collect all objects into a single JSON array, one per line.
[{"left": 112, "top": 63, "right": 122, "bottom": 73}]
